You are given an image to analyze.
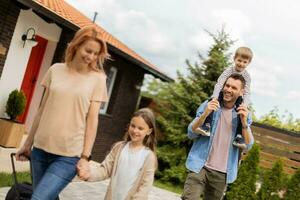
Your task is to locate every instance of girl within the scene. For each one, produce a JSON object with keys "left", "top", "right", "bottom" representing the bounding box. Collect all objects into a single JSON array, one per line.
[
  {"left": 78, "top": 108, "right": 158, "bottom": 200},
  {"left": 16, "top": 26, "right": 109, "bottom": 200}
]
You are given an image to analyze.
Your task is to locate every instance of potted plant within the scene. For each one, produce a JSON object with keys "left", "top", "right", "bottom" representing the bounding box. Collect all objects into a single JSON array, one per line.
[{"left": 0, "top": 89, "right": 26, "bottom": 147}]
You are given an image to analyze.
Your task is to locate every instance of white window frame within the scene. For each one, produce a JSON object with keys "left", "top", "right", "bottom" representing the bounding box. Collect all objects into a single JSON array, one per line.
[{"left": 100, "top": 66, "right": 117, "bottom": 114}]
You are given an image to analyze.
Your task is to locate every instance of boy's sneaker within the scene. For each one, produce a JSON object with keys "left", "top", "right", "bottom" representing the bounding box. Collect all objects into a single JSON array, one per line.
[
  {"left": 232, "top": 135, "right": 247, "bottom": 149},
  {"left": 194, "top": 123, "right": 211, "bottom": 136},
  {"left": 194, "top": 127, "right": 210, "bottom": 136}
]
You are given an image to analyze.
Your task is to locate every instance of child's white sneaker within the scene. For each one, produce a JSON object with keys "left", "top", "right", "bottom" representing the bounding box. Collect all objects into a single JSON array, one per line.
[
  {"left": 232, "top": 135, "right": 247, "bottom": 150},
  {"left": 232, "top": 141, "right": 247, "bottom": 150},
  {"left": 194, "top": 127, "right": 210, "bottom": 136}
]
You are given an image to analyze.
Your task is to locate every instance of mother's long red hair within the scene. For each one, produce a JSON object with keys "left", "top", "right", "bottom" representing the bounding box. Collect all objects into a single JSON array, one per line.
[{"left": 64, "top": 25, "right": 110, "bottom": 71}]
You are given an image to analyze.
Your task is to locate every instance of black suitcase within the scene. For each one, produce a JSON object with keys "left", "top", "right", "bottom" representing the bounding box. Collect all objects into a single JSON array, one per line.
[{"left": 5, "top": 153, "right": 33, "bottom": 200}]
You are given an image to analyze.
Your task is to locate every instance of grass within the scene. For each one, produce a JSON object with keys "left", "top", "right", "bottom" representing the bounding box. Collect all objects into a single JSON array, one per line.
[
  {"left": 154, "top": 179, "right": 183, "bottom": 194},
  {"left": 0, "top": 171, "right": 31, "bottom": 188}
]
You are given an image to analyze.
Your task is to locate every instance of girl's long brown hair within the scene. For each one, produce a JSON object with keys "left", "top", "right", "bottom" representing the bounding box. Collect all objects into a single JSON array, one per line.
[
  {"left": 124, "top": 108, "right": 157, "bottom": 152},
  {"left": 64, "top": 25, "right": 110, "bottom": 71}
]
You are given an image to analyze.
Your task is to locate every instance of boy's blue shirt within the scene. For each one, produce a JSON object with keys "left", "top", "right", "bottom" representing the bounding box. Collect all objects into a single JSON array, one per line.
[{"left": 186, "top": 100, "right": 254, "bottom": 183}]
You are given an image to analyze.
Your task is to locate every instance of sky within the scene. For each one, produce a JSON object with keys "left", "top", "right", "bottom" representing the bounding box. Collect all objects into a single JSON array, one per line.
[{"left": 67, "top": 0, "right": 300, "bottom": 119}]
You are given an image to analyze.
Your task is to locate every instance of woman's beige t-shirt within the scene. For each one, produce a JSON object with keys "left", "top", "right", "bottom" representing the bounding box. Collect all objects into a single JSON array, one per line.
[{"left": 33, "top": 63, "right": 108, "bottom": 157}]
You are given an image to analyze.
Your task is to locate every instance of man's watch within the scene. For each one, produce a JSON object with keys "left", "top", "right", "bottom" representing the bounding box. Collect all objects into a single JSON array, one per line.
[{"left": 80, "top": 154, "right": 91, "bottom": 161}]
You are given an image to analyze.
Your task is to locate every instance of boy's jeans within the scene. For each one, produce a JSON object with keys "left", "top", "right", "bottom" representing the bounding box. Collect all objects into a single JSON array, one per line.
[{"left": 31, "top": 147, "right": 79, "bottom": 200}]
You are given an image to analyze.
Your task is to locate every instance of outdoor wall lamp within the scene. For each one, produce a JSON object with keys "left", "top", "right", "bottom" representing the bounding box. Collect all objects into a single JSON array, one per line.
[
  {"left": 21, "top": 27, "right": 38, "bottom": 48},
  {"left": 134, "top": 83, "right": 143, "bottom": 90}
]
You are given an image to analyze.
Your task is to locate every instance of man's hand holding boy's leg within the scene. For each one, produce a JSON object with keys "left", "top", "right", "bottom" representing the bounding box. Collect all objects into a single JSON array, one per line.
[{"left": 192, "top": 99, "right": 220, "bottom": 136}]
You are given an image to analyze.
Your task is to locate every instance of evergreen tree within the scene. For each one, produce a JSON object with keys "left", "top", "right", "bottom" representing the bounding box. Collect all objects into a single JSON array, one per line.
[
  {"left": 284, "top": 168, "right": 300, "bottom": 200},
  {"left": 257, "top": 160, "right": 285, "bottom": 200},
  {"left": 225, "top": 143, "right": 260, "bottom": 200},
  {"left": 144, "top": 28, "right": 234, "bottom": 185}
]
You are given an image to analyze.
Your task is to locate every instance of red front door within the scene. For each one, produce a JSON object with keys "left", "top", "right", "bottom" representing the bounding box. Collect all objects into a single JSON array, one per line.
[{"left": 19, "top": 35, "right": 48, "bottom": 123}]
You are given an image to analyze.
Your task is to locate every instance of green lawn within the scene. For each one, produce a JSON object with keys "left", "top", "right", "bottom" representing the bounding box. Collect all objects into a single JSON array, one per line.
[
  {"left": 0, "top": 171, "right": 31, "bottom": 188},
  {"left": 154, "top": 179, "right": 183, "bottom": 194}
]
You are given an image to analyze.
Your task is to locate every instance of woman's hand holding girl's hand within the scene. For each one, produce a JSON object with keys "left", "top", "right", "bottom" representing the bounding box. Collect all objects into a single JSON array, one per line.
[{"left": 77, "top": 159, "right": 91, "bottom": 181}]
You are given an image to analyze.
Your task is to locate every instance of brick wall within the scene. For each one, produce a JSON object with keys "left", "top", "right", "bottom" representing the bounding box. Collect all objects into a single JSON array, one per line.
[
  {"left": 92, "top": 52, "right": 145, "bottom": 162},
  {"left": 0, "top": 0, "right": 20, "bottom": 78},
  {"left": 51, "top": 28, "right": 75, "bottom": 64}
]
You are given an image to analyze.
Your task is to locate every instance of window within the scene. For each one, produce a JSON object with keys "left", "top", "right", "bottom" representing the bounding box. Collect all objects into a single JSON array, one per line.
[{"left": 100, "top": 66, "right": 117, "bottom": 114}]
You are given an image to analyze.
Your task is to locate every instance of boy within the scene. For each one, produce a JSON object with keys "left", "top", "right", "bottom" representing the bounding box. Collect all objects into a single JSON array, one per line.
[{"left": 195, "top": 47, "right": 253, "bottom": 149}]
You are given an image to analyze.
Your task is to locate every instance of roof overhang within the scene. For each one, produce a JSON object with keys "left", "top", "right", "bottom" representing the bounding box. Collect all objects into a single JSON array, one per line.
[
  {"left": 107, "top": 44, "right": 173, "bottom": 82},
  {"left": 17, "top": 0, "right": 78, "bottom": 30},
  {"left": 16, "top": 0, "right": 173, "bottom": 82}
]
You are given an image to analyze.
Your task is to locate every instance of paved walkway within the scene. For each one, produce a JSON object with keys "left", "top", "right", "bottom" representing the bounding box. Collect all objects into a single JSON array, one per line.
[
  {"left": 0, "top": 136, "right": 181, "bottom": 200},
  {"left": 0, "top": 179, "right": 181, "bottom": 200}
]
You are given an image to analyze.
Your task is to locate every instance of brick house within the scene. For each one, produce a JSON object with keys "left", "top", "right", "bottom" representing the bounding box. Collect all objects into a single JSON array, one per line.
[{"left": 0, "top": 0, "right": 172, "bottom": 161}]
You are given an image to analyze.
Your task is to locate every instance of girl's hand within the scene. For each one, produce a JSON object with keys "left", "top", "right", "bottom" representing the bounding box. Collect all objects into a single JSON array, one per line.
[
  {"left": 16, "top": 145, "right": 31, "bottom": 161},
  {"left": 77, "top": 159, "right": 91, "bottom": 181}
]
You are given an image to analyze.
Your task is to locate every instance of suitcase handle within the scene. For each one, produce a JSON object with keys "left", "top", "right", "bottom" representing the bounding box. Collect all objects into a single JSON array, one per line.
[
  {"left": 10, "top": 153, "right": 32, "bottom": 185},
  {"left": 10, "top": 153, "right": 32, "bottom": 200},
  {"left": 10, "top": 153, "right": 19, "bottom": 185}
]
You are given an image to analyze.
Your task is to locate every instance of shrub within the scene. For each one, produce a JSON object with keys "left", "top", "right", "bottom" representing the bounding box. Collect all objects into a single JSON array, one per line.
[
  {"left": 257, "top": 160, "right": 284, "bottom": 200},
  {"left": 284, "top": 168, "right": 300, "bottom": 200},
  {"left": 225, "top": 143, "right": 260, "bottom": 200},
  {"left": 5, "top": 89, "right": 26, "bottom": 121}
]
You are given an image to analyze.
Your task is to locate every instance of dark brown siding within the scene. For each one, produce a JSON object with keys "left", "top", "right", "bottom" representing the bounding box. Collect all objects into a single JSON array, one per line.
[
  {"left": 251, "top": 122, "right": 300, "bottom": 174},
  {"left": 92, "top": 52, "right": 145, "bottom": 162},
  {"left": 0, "top": 0, "right": 20, "bottom": 78},
  {"left": 51, "top": 28, "right": 75, "bottom": 64}
]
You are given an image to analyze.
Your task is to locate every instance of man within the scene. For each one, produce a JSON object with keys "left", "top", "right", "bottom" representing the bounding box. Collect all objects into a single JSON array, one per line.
[{"left": 182, "top": 73, "right": 254, "bottom": 200}]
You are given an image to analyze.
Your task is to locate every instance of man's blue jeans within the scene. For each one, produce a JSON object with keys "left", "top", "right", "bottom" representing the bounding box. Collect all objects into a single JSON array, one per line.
[{"left": 31, "top": 147, "right": 79, "bottom": 200}]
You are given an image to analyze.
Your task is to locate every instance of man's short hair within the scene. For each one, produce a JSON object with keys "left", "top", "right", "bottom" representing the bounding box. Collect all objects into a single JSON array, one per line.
[
  {"left": 227, "top": 73, "right": 246, "bottom": 89},
  {"left": 234, "top": 47, "right": 253, "bottom": 62}
]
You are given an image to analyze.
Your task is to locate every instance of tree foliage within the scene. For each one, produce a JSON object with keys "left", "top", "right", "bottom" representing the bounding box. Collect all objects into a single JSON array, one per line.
[
  {"left": 284, "top": 168, "right": 300, "bottom": 200},
  {"left": 225, "top": 143, "right": 260, "bottom": 200},
  {"left": 257, "top": 107, "right": 300, "bottom": 133},
  {"left": 257, "top": 160, "right": 285, "bottom": 200},
  {"left": 144, "top": 28, "right": 234, "bottom": 185}
]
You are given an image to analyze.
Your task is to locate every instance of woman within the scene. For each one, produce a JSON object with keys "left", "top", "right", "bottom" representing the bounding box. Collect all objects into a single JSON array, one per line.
[{"left": 16, "top": 26, "right": 109, "bottom": 200}]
